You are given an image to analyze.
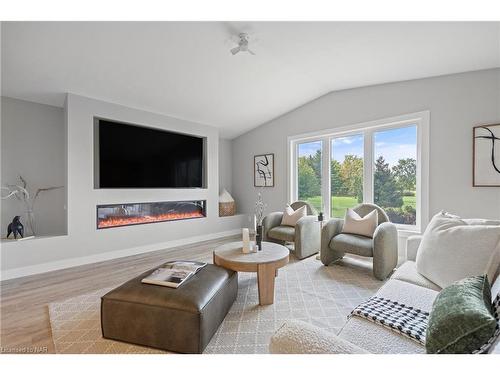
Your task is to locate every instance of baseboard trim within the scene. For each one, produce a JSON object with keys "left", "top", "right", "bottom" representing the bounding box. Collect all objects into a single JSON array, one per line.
[{"left": 0, "top": 229, "right": 240, "bottom": 281}]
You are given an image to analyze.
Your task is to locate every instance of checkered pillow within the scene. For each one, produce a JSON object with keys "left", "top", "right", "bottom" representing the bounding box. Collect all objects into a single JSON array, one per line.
[{"left": 350, "top": 296, "right": 429, "bottom": 345}]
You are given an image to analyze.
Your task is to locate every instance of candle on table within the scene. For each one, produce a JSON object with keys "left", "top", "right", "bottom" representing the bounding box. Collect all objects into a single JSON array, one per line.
[{"left": 242, "top": 228, "right": 250, "bottom": 253}]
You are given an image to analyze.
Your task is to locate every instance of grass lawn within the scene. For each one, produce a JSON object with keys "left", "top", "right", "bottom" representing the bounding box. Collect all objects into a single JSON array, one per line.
[
  {"left": 303, "top": 194, "right": 416, "bottom": 218},
  {"left": 402, "top": 195, "right": 416, "bottom": 208}
]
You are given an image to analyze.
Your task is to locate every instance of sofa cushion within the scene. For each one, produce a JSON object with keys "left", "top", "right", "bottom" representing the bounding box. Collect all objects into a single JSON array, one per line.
[
  {"left": 391, "top": 261, "right": 441, "bottom": 291},
  {"left": 268, "top": 225, "right": 295, "bottom": 242},
  {"left": 339, "top": 279, "right": 438, "bottom": 354},
  {"left": 330, "top": 233, "right": 373, "bottom": 257},
  {"left": 426, "top": 275, "right": 497, "bottom": 354},
  {"left": 416, "top": 211, "right": 500, "bottom": 289}
]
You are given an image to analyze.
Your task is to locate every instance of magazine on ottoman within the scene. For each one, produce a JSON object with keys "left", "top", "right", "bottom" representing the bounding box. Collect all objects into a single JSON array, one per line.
[{"left": 141, "top": 260, "right": 207, "bottom": 288}]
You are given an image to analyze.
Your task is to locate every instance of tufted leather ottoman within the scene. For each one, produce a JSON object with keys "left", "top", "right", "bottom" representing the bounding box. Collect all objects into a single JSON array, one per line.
[{"left": 101, "top": 264, "right": 237, "bottom": 353}]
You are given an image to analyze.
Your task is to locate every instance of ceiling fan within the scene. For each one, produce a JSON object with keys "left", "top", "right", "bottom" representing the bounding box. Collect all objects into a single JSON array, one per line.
[{"left": 230, "top": 33, "right": 255, "bottom": 56}]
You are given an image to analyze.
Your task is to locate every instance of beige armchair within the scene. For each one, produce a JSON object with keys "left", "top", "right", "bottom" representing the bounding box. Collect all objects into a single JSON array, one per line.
[
  {"left": 320, "top": 203, "right": 398, "bottom": 280},
  {"left": 262, "top": 201, "right": 320, "bottom": 259}
]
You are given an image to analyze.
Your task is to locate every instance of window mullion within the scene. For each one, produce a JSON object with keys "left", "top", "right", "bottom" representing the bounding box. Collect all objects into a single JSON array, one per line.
[
  {"left": 363, "top": 130, "right": 374, "bottom": 203},
  {"left": 322, "top": 137, "right": 331, "bottom": 219},
  {"left": 293, "top": 142, "right": 298, "bottom": 202}
]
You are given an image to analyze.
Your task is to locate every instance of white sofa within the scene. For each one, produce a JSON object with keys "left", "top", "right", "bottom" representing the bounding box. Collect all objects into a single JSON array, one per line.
[{"left": 269, "top": 235, "right": 500, "bottom": 354}]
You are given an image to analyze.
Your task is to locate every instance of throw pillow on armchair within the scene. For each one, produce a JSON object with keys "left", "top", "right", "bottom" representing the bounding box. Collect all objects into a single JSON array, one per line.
[
  {"left": 341, "top": 208, "right": 378, "bottom": 238},
  {"left": 281, "top": 205, "right": 307, "bottom": 227}
]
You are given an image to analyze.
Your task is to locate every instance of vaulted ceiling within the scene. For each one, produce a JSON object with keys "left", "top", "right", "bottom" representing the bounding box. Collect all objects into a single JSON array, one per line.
[{"left": 2, "top": 22, "right": 499, "bottom": 138}]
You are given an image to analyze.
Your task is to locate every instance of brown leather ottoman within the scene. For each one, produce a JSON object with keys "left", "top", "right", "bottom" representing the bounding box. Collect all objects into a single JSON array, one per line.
[{"left": 101, "top": 264, "right": 237, "bottom": 353}]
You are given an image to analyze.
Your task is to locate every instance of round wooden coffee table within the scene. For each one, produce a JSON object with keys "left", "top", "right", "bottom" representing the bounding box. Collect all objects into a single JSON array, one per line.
[{"left": 213, "top": 241, "right": 289, "bottom": 306}]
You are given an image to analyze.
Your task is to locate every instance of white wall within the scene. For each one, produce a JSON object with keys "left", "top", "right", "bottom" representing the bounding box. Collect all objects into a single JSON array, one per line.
[
  {"left": 218, "top": 138, "right": 233, "bottom": 195},
  {"left": 1, "top": 97, "right": 67, "bottom": 237},
  {"left": 1, "top": 94, "right": 245, "bottom": 279},
  {"left": 232, "top": 69, "right": 500, "bottom": 224}
]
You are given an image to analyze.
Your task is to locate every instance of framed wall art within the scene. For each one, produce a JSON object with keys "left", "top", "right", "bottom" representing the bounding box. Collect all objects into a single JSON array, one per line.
[
  {"left": 254, "top": 153, "right": 274, "bottom": 187},
  {"left": 473, "top": 124, "right": 500, "bottom": 187}
]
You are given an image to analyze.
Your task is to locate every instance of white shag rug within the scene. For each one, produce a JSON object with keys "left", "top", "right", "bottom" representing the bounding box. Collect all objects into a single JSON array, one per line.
[{"left": 48, "top": 256, "right": 383, "bottom": 354}]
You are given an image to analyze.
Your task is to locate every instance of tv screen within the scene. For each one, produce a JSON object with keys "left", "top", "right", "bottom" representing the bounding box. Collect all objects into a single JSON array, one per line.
[{"left": 96, "top": 119, "right": 205, "bottom": 188}]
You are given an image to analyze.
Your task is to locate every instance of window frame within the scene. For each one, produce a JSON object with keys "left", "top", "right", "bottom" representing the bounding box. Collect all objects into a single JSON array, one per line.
[{"left": 288, "top": 111, "right": 430, "bottom": 233}]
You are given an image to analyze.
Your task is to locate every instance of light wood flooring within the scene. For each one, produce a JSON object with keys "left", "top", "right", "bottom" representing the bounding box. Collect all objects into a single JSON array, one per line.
[{"left": 0, "top": 235, "right": 239, "bottom": 353}]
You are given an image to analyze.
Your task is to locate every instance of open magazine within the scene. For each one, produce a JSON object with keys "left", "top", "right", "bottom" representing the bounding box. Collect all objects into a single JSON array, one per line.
[{"left": 141, "top": 260, "right": 207, "bottom": 288}]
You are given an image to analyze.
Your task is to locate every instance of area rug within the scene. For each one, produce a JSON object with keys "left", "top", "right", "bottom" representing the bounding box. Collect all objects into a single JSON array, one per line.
[{"left": 48, "top": 256, "right": 383, "bottom": 354}]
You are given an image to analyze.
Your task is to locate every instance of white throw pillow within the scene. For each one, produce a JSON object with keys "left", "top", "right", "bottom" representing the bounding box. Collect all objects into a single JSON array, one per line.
[
  {"left": 341, "top": 208, "right": 378, "bottom": 238},
  {"left": 416, "top": 211, "right": 500, "bottom": 289},
  {"left": 281, "top": 205, "right": 307, "bottom": 227}
]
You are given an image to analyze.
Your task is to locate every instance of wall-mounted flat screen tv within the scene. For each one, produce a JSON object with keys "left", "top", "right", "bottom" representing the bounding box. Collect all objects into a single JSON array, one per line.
[{"left": 95, "top": 119, "right": 205, "bottom": 188}]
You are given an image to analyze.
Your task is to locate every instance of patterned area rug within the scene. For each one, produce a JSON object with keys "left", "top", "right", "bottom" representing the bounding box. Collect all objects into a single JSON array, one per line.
[{"left": 48, "top": 255, "right": 383, "bottom": 354}]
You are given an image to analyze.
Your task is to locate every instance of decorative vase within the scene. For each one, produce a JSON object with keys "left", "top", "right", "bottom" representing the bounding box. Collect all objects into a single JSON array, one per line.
[
  {"left": 256, "top": 224, "right": 263, "bottom": 251},
  {"left": 26, "top": 209, "right": 36, "bottom": 236}
]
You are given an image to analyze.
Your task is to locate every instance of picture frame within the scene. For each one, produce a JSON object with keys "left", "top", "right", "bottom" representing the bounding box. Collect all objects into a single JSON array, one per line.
[
  {"left": 254, "top": 153, "right": 274, "bottom": 187},
  {"left": 473, "top": 124, "right": 500, "bottom": 187}
]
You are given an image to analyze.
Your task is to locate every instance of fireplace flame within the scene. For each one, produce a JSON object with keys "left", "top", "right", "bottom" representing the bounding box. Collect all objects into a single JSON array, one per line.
[{"left": 98, "top": 211, "right": 205, "bottom": 229}]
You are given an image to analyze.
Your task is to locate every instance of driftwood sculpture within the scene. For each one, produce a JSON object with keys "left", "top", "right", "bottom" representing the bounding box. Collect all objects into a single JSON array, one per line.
[{"left": 1, "top": 175, "right": 63, "bottom": 236}]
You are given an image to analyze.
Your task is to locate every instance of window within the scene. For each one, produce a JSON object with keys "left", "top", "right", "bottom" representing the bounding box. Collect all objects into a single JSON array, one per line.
[
  {"left": 297, "top": 141, "right": 323, "bottom": 213},
  {"left": 289, "top": 112, "right": 429, "bottom": 232},
  {"left": 374, "top": 126, "right": 417, "bottom": 225},
  {"left": 331, "top": 135, "right": 364, "bottom": 218}
]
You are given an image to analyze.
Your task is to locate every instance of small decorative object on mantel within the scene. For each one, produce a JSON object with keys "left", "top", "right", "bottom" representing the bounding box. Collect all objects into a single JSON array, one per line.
[
  {"left": 473, "top": 124, "right": 500, "bottom": 187},
  {"left": 219, "top": 189, "right": 236, "bottom": 217},
  {"left": 7, "top": 216, "right": 24, "bottom": 239},
  {"left": 254, "top": 191, "right": 267, "bottom": 251},
  {"left": 254, "top": 153, "right": 274, "bottom": 187},
  {"left": 1, "top": 175, "right": 63, "bottom": 236}
]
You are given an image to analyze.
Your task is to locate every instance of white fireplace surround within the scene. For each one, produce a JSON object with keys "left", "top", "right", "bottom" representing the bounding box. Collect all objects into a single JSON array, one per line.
[{"left": 0, "top": 94, "right": 245, "bottom": 280}]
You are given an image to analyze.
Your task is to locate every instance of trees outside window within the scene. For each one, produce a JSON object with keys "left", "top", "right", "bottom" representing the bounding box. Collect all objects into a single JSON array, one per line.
[
  {"left": 330, "top": 135, "right": 363, "bottom": 218},
  {"left": 374, "top": 155, "right": 403, "bottom": 208},
  {"left": 393, "top": 158, "right": 417, "bottom": 193},
  {"left": 298, "top": 157, "right": 320, "bottom": 199},
  {"left": 374, "top": 126, "right": 417, "bottom": 225},
  {"left": 297, "top": 142, "right": 322, "bottom": 212}
]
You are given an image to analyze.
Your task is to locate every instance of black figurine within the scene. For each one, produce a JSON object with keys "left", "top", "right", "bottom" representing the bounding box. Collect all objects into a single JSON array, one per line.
[{"left": 7, "top": 216, "right": 24, "bottom": 239}]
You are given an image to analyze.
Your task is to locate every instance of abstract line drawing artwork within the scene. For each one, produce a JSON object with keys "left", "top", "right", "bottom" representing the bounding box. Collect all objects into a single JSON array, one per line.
[
  {"left": 473, "top": 124, "right": 500, "bottom": 187},
  {"left": 254, "top": 154, "right": 274, "bottom": 187}
]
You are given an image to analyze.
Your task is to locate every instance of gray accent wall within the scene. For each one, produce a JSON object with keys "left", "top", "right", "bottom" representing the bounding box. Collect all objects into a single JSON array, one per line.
[
  {"left": 1, "top": 97, "right": 67, "bottom": 237},
  {"left": 232, "top": 69, "right": 500, "bottom": 223}
]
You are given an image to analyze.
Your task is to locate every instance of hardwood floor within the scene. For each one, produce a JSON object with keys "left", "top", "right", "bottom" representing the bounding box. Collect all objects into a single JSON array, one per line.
[{"left": 0, "top": 235, "right": 239, "bottom": 354}]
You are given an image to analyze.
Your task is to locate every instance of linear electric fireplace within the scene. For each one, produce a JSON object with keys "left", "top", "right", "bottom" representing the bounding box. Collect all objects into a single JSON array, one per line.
[{"left": 97, "top": 200, "right": 206, "bottom": 229}]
